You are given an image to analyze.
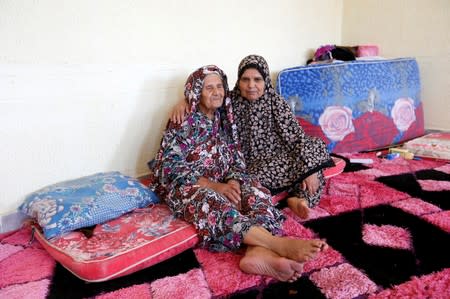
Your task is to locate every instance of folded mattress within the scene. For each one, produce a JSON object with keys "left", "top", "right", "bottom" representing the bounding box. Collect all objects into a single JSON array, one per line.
[{"left": 276, "top": 58, "right": 425, "bottom": 153}]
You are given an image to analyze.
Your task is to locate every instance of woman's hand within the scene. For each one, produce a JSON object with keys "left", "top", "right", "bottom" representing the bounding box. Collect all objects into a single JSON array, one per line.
[
  {"left": 225, "top": 179, "right": 242, "bottom": 207},
  {"left": 226, "top": 179, "right": 241, "bottom": 190},
  {"left": 301, "top": 172, "right": 320, "bottom": 195},
  {"left": 170, "top": 98, "right": 190, "bottom": 124},
  {"left": 217, "top": 180, "right": 242, "bottom": 207},
  {"left": 197, "top": 177, "right": 242, "bottom": 207}
]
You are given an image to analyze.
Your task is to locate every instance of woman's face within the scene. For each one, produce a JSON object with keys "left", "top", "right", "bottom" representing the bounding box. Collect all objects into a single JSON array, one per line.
[
  {"left": 199, "top": 74, "right": 224, "bottom": 118},
  {"left": 238, "top": 68, "right": 265, "bottom": 101}
]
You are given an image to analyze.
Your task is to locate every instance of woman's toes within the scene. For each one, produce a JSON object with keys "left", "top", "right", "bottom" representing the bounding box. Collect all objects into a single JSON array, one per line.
[{"left": 287, "top": 271, "right": 302, "bottom": 283}]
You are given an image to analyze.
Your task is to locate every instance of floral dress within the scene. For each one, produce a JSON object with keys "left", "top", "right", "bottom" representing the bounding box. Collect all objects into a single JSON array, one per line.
[{"left": 149, "top": 105, "right": 284, "bottom": 252}]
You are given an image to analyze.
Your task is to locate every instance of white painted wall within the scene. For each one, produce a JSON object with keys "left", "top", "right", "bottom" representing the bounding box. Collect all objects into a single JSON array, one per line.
[
  {"left": 342, "top": 0, "right": 450, "bottom": 131},
  {"left": 2, "top": 1, "right": 448, "bottom": 217},
  {"left": 0, "top": 0, "right": 343, "bottom": 214}
]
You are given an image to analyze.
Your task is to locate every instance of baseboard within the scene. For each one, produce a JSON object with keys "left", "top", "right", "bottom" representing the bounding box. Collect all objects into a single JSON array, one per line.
[{"left": 0, "top": 211, "right": 28, "bottom": 233}]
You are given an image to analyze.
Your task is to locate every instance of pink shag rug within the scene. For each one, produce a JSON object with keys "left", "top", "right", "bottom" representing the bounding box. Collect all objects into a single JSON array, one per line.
[{"left": 1, "top": 154, "right": 449, "bottom": 298}]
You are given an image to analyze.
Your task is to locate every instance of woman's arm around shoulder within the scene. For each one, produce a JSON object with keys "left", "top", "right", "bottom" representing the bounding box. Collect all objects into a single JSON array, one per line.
[{"left": 169, "top": 97, "right": 190, "bottom": 124}]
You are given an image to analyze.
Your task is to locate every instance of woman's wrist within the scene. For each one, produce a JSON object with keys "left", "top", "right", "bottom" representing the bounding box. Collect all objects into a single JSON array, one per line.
[{"left": 197, "top": 177, "right": 212, "bottom": 189}]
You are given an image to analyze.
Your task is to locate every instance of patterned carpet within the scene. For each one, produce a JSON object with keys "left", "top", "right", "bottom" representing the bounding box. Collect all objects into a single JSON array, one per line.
[{"left": 1, "top": 153, "right": 449, "bottom": 299}]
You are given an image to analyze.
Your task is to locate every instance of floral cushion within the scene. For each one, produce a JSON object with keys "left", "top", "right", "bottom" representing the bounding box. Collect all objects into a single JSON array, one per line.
[
  {"left": 32, "top": 204, "right": 199, "bottom": 282},
  {"left": 20, "top": 172, "right": 159, "bottom": 239}
]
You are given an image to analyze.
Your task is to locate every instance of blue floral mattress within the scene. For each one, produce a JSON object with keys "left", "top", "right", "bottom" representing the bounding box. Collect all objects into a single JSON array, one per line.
[{"left": 276, "top": 58, "right": 425, "bottom": 153}]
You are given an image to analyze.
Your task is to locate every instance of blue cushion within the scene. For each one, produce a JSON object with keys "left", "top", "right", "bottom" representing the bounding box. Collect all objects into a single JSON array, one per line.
[{"left": 19, "top": 172, "right": 159, "bottom": 239}]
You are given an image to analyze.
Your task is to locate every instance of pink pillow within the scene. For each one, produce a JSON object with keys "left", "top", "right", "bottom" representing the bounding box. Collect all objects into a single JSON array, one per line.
[
  {"left": 357, "top": 45, "right": 379, "bottom": 57},
  {"left": 324, "top": 156, "right": 346, "bottom": 178},
  {"left": 33, "top": 204, "right": 199, "bottom": 282}
]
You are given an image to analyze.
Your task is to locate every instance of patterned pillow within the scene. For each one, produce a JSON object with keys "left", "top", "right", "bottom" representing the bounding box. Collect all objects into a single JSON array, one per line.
[
  {"left": 32, "top": 204, "right": 199, "bottom": 282},
  {"left": 19, "top": 172, "right": 159, "bottom": 239}
]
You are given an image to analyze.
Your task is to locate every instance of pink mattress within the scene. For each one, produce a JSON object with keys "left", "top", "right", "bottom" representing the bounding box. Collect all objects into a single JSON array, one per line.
[{"left": 33, "top": 204, "right": 199, "bottom": 282}]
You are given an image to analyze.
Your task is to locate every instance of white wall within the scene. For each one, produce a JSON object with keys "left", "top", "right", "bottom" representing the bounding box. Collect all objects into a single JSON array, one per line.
[
  {"left": 342, "top": 0, "right": 450, "bottom": 131},
  {"left": 0, "top": 0, "right": 343, "bottom": 214}
]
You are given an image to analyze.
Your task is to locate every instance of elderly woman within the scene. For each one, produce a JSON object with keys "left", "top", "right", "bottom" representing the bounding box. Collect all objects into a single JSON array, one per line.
[
  {"left": 171, "top": 56, "right": 334, "bottom": 219},
  {"left": 150, "top": 65, "right": 326, "bottom": 282}
]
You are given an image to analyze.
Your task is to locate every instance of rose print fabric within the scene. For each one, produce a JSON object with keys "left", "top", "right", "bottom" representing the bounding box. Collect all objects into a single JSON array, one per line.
[
  {"left": 391, "top": 97, "right": 416, "bottom": 132},
  {"left": 232, "top": 55, "right": 333, "bottom": 208},
  {"left": 149, "top": 65, "right": 284, "bottom": 252},
  {"left": 276, "top": 58, "right": 424, "bottom": 153},
  {"left": 319, "top": 106, "right": 355, "bottom": 142}
]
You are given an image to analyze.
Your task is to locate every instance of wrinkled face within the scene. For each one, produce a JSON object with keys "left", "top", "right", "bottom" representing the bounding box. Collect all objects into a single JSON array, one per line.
[
  {"left": 238, "top": 68, "right": 265, "bottom": 101},
  {"left": 199, "top": 74, "right": 224, "bottom": 118}
]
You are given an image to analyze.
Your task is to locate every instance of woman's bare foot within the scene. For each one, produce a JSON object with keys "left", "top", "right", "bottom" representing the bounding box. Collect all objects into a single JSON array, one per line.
[
  {"left": 287, "top": 270, "right": 303, "bottom": 283},
  {"left": 287, "top": 197, "right": 310, "bottom": 219},
  {"left": 273, "top": 238, "right": 328, "bottom": 263},
  {"left": 240, "top": 246, "right": 304, "bottom": 282},
  {"left": 243, "top": 227, "right": 328, "bottom": 266}
]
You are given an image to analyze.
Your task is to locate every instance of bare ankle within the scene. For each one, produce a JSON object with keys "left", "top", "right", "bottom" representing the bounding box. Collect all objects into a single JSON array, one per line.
[
  {"left": 287, "top": 197, "right": 309, "bottom": 219},
  {"left": 287, "top": 196, "right": 306, "bottom": 205}
]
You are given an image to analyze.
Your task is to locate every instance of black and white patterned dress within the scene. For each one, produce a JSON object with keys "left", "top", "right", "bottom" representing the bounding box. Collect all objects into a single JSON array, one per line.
[{"left": 232, "top": 55, "right": 334, "bottom": 207}]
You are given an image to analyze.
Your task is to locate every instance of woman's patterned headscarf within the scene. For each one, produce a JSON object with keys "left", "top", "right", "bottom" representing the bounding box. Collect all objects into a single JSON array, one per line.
[
  {"left": 231, "top": 55, "right": 283, "bottom": 155},
  {"left": 233, "top": 54, "right": 277, "bottom": 98},
  {"left": 183, "top": 65, "right": 239, "bottom": 148},
  {"left": 184, "top": 65, "right": 229, "bottom": 114}
]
